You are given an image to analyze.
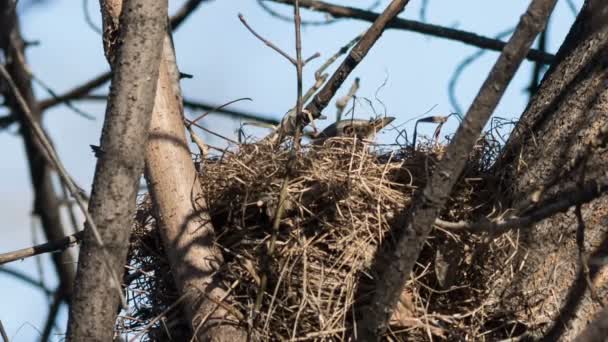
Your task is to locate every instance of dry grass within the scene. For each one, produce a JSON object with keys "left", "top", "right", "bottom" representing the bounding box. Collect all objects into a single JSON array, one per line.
[{"left": 118, "top": 136, "right": 526, "bottom": 341}]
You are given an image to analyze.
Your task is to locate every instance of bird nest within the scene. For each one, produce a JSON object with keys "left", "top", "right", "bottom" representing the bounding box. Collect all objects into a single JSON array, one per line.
[{"left": 120, "top": 136, "right": 522, "bottom": 341}]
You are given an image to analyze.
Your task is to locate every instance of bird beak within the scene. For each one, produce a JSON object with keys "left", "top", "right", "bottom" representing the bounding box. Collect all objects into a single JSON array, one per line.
[{"left": 372, "top": 116, "right": 396, "bottom": 130}]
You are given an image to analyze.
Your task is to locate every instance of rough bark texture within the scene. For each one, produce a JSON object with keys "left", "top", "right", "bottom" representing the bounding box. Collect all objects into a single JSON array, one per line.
[
  {"left": 573, "top": 306, "right": 608, "bottom": 342},
  {"left": 355, "top": 0, "right": 557, "bottom": 340},
  {"left": 0, "top": 1, "right": 76, "bottom": 299},
  {"left": 144, "top": 34, "right": 247, "bottom": 342},
  {"left": 66, "top": 0, "right": 167, "bottom": 340},
  {"left": 496, "top": 1, "right": 608, "bottom": 340}
]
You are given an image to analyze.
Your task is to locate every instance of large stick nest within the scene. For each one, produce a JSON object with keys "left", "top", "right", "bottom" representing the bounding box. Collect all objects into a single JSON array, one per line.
[{"left": 120, "top": 136, "right": 525, "bottom": 341}]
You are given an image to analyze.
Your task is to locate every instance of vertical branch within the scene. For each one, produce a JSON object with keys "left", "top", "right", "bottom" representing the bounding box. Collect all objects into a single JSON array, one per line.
[
  {"left": 293, "top": 0, "right": 304, "bottom": 142},
  {"left": 356, "top": 0, "right": 558, "bottom": 339},
  {"left": 0, "top": 1, "right": 76, "bottom": 301},
  {"left": 66, "top": 0, "right": 167, "bottom": 340},
  {"left": 143, "top": 9, "right": 248, "bottom": 342}
]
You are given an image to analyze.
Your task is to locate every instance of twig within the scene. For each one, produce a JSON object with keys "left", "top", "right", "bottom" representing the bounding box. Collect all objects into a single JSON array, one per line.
[
  {"left": 185, "top": 118, "right": 240, "bottom": 145},
  {"left": 253, "top": 0, "right": 306, "bottom": 332},
  {"left": 38, "top": 72, "right": 112, "bottom": 110},
  {"left": 0, "top": 231, "right": 83, "bottom": 265},
  {"left": 170, "top": 0, "right": 206, "bottom": 30},
  {"left": 293, "top": 0, "right": 305, "bottom": 145},
  {"left": 239, "top": 13, "right": 297, "bottom": 66},
  {"left": 448, "top": 27, "right": 515, "bottom": 114},
  {"left": 0, "top": 64, "right": 128, "bottom": 308},
  {"left": 128, "top": 292, "right": 189, "bottom": 342},
  {"left": 267, "top": 0, "right": 555, "bottom": 65},
  {"left": 82, "top": 0, "right": 102, "bottom": 35},
  {"left": 434, "top": 176, "right": 608, "bottom": 234},
  {"left": 32, "top": 74, "right": 96, "bottom": 120},
  {"left": 357, "top": 0, "right": 557, "bottom": 339},
  {"left": 188, "top": 97, "right": 253, "bottom": 125},
  {"left": 80, "top": 94, "right": 280, "bottom": 125},
  {"left": 40, "top": 290, "right": 63, "bottom": 342},
  {"left": 335, "top": 77, "right": 360, "bottom": 122},
  {"left": 263, "top": 32, "right": 362, "bottom": 142},
  {"left": 0, "top": 266, "right": 53, "bottom": 295}
]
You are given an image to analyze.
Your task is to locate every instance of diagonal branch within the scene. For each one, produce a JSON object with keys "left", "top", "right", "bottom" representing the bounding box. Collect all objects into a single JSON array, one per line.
[
  {"left": 356, "top": 0, "right": 558, "bottom": 339},
  {"left": 304, "top": 0, "right": 411, "bottom": 120},
  {"left": 274, "top": 0, "right": 411, "bottom": 140},
  {"left": 267, "top": 0, "right": 555, "bottom": 65}
]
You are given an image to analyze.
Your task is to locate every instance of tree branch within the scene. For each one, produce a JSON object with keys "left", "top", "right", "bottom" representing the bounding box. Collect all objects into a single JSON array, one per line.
[
  {"left": 0, "top": 231, "right": 83, "bottom": 265},
  {"left": 66, "top": 0, "right": 168, "bottom": 340},
  {"left": 356, "top": 0, "right": 558, "bottom": 339},
  {"left": 272, "top": 0, "right": 411, "bottom": 140},
  {"left": 38, "top": 71, "right": 112, "bottom": 110},
  {"left": 0, "top": 266, "right": 53, "bottom": 296},
  {"left": 37, "top": 0, "right": 206, "bottom": 111},
  {"left": 267, "top": 0, "right": 555, "bottom": 65},
  {"left": 0, "top": 1, "right": 76, "bottom": 301},
  {"left": 435, "top": 176, "right": 608, "bottom": 234}
]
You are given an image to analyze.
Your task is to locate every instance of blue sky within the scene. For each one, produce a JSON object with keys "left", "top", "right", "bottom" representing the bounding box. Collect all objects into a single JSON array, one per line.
[{"left": 0, "top": 0, "right": 580, "bottom": 340}]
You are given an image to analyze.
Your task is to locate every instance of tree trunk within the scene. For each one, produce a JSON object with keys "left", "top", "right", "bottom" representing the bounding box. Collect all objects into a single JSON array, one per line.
[
  {"left": 495, "top": 1, "right": 608, "bottom": 339},
  {"left": 66, "top": 0, "right": 167, "bottom": 340}
]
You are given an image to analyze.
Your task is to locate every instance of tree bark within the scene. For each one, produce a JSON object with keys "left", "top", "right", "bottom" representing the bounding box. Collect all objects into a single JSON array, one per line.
[
  {"left": 98, "top": 1, "right": 246, "bottom": 339},
  {"left": 496, "top": 0, "right": 608, "bottom": 339},
  {"left": 355, "top": 0, "right": 557, "bottom": 339},
  {"left": 143, "top": 36, "right": 247, "bottom": 340},
  {"left": 0, "top": 0, "right": 76, "bottom": 300},
  {"left": 66, "top": 0, "right": 167, "bottom": 340}
]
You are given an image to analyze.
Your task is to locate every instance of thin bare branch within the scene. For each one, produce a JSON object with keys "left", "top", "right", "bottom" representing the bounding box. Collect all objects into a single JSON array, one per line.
[
  {"left": 356, "top": 0, "right": 558, "bottom": 339},
  {"left": 38, "top": 71, "right": 112, "bottom": 110},
  {"left": 170, "top": 0, "right": 206, "bottom": 30},
  {"left": 299, "top": 0, "right": 410, "bottom": 125},
  {"left": 79, "top": 94, "right": 280, "bottom": 125},
  {"left": 0, "top": 231, "right": 83, "bottom": 265},
  {"left": 188, "top": 97, "right": 253, "bottom": 125},
  {"left": 434, "top": 176, "right": 608, "bottom": 234},
  {"left": 0, "top": 63, "right": 128, "bottom": 307},
  {"left": 0, "top": 1, "right": 76, "bottom": 300},
  {"left": 267, "top": 0, "right": 555, "bottom": 64},
  {"left": 239, "top": 13, "right": 297, "bottom": 66},
  {"left": 0, "top": 266, "right": 53, "bottom": 295},
  {"left": 41, "top": 290, "right": 63, "bottom": 342},
  {"left": 38, "top": 0, "right": 205, "bottom": 110}
]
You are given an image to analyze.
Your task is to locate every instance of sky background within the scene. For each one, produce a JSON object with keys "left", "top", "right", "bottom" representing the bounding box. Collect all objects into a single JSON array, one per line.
[{"left": 0, "top": 0, "right": 581, "bottom": 340}]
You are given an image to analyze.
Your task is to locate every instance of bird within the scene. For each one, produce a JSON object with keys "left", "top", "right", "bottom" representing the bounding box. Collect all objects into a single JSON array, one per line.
[{"left": 312, "top": 116, "right": 395, "bottom": 145}]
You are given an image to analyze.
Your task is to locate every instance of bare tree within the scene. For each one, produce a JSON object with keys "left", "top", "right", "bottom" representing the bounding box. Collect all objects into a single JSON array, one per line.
[{"left": 2, "top": 0, "right": 608, "bottom": 340}]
